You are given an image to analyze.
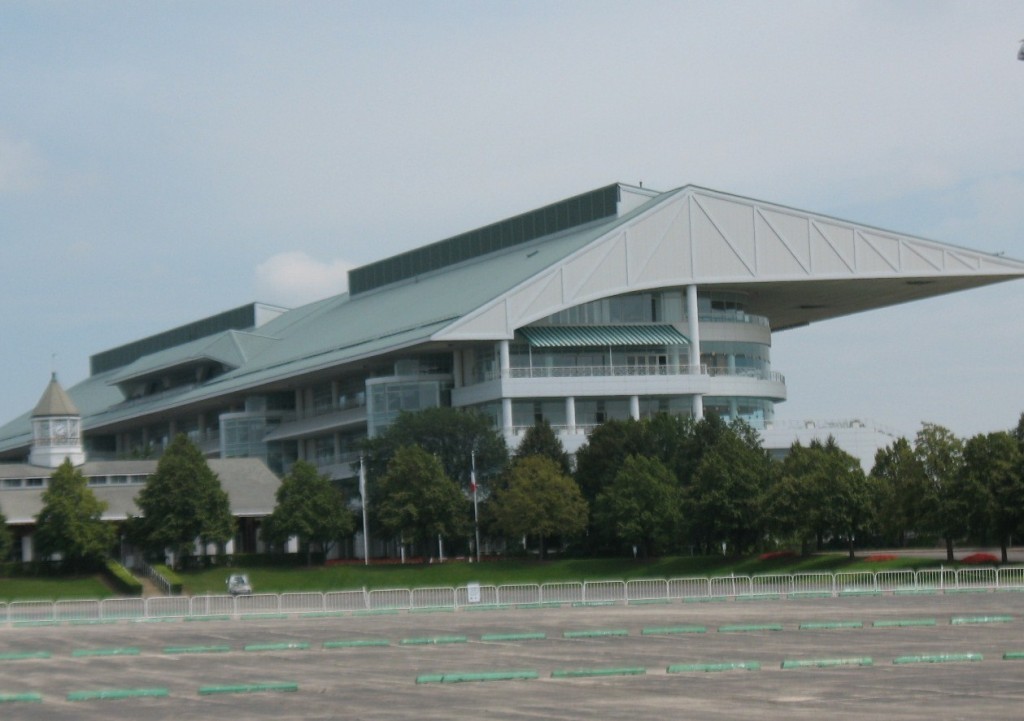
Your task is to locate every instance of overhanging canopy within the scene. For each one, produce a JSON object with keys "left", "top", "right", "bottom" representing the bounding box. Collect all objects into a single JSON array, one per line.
[{"left": 518, "top": 325, "right": 689, "bottom": 348}]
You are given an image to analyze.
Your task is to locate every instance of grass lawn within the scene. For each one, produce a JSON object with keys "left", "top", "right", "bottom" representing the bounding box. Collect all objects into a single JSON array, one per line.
[
  {"left": 174, "top": 552, "right": 957, "bottom": 596},
  {"left": 0, "top": 575, "right": 114, "bottom": 602},
  {"left": 0, "top": 552, "right": 979, "bottom": 601}
]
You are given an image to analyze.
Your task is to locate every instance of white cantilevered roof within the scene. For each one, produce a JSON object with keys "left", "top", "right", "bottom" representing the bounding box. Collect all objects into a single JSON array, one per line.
[{"left": 433, "top": 185, "right": 1024, "bottom": 340}]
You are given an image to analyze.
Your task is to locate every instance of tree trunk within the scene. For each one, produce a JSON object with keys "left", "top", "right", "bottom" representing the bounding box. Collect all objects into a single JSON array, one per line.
[
  {"left": 1002, "top": 539, "right": 1009, "bottom": 564},
  {"left": 847, "top": 535, "right": 855, "bottom": 559},
  {"left": 538, "top": 535, "right": 546, "bottom": 560},
  {"left": 945, "top": 536, "right": 955, "bottom": 562}
]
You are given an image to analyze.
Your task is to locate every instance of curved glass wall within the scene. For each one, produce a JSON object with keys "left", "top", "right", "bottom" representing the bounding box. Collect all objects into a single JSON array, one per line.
[
  {"left": 541, "top": 289, "right": 767, "bottom": 327},
  {"left": 703, "top": 396, "right": 774, "bottom": 428}
]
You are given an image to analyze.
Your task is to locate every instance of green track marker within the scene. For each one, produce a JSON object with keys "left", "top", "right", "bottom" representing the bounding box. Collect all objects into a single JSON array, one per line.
[
  {"left": 799, "top": 621, "right": 863, "bottom": 630},
  {"left": 400, "top": 635, "right": 467, "bottom": 645},
  {"left": 442, "top": 671, "right": 538, "bottom": 683},
  {"left": 781, "top": 657, "right": 873, "bottom": 669},
  {"left": 951, "top": 615, "right": 1013, "bottom": 625},
  {"left": 892, "top": 653, "right": 982, "bottom": 664},
  {"left": 241, "top": 613, "right": 288, "bottom": 620},
  {"left": 0, "top": 651, "right": 51, "bottom": 661},
  {"left": 164, "top": 645, "right": 231, "bottom": 655},
  {"left": 243, "top": 642, "right": 310, "bottom": 652},
  {"left": 718, "top": 624, "right": 783, "bottom": 633},
  {"left": 480, "top": 632, "right": 546, "bottom": 641},
  {"left": 873, "top": 619, "right": 936, "bottom": 628},
  {"left": 184, "top": 615, "right": 231, "bottom": 622},
  {"left": 641, "top": 625, "right": 706, "bottom": 635},
  {"left": 71, "top": 648, "right": 140, "bottom": 658},
  {"left": 323, "top": 639, "right": 389, "bottom": 648},
  {"left": 667, "top": 661, "right": 760, "bottom": 673},
  {"left": 0, "top": 692, "right": 43, "bottom": 703},
  {"left": 1002, "top": 651, "right": 1024, "bottom": 660},
  {"left": 551, "top": 667, "right": 645, "bottom": 678},
  {"left": 563, "top": 629, "right": 628, "bottom": 638},
  {"left": 198, "top": 682, "right": 298, "bottom": 695},
  {"left": 416, "top": 671, "right": 537, "bottom": 683},
  {"left": 68, "top": 688, "right": 168, "bottom": 701}
]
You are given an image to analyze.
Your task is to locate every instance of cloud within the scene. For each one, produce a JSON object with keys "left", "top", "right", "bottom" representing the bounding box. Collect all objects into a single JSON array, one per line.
[
  {"left": 253, "top": 251, "right": 353, "bottom": 308},
  {"left": 0, "top": 131, "right": 45, "bottom": 193}
]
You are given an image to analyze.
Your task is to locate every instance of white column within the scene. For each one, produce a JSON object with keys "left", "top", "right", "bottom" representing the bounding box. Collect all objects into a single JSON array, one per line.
[
  {"left": 629, "top": 395, "right": 640, "bottom": 420},
  {"left": 499, "top": 340, "right": 513, "bottom": 433},
  {"left": 498, "top": 340, "right": 510, "bottom": 377},
  {"left": 21, "top": 534, "right": 33, "bottom": 563},
  {"left": 565, "top": 396, "right": 576, "bottom": 433},
  {"left": 686, "top": 284, "right": 704, "bottom": 420}
]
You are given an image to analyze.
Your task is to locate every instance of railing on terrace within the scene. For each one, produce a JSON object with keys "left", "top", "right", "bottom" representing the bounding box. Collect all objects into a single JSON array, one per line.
[
  {"left": 486, "top": 365, "right": 783, "bottom": 383},
  {"left": 2, "top": 567, "right": 1022, "bottom": 625}
]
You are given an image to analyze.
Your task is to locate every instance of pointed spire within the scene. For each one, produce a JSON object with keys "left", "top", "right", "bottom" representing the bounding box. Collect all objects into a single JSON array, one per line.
[{"left": 32, "top": 372, "right": 79, "bottom": 418}]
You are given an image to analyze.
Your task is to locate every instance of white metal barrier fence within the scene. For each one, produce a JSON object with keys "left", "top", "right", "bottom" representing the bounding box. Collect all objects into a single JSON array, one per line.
[{"left": 2, "top": 566, "right": 1022, "bottom": 625}]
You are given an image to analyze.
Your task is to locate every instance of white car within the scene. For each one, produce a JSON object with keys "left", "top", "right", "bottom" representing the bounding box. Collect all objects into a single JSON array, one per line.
[{"left": 226, "top": 573, "right": 253, "bottom": 596}]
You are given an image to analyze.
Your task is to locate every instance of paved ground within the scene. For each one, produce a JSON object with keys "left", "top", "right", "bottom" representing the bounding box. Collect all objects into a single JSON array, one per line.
[{"left": 2, "top": 591, "right": 1023, "bottom": 720}]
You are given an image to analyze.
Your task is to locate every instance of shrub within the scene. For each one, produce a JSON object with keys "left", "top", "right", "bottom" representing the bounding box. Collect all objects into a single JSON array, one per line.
[
  {"left": 960, "top": 553, "right": 999, "bottom": 565},
  {"left": 758, "top": 551, "right": 797, "bottom": 561},
  {"left": 104, "top": 559, "right": 143, "bottom": 596}
]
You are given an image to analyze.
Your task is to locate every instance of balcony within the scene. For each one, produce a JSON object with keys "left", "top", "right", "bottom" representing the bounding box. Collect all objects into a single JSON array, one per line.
[{"left": 453, "top": 364, "right": 786, "bottom": 405}]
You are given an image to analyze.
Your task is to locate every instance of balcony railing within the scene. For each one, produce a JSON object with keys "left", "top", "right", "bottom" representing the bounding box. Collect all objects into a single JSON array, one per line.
[{"left": 487, "top": 365, "right": 784, "bottom": 383}]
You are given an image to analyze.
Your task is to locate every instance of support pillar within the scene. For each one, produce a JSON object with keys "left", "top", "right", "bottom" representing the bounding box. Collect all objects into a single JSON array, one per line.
[
  {"left": 629, "top": 395, "right": 640, "bottom": 420},
  {"left": 565, "top": 396, "right": 576, "bottom": 433},
  {"left": 686, "top": 284, "right": 704, "bottom": 420}
]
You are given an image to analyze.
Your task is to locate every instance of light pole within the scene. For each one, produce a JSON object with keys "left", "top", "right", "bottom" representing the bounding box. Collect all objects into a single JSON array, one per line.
[
  {"left": 471, "top": 450, "right": 481, "bottom": 563},
  {"left": 359, "top": 456, "right": 369, "bottom": 566}
]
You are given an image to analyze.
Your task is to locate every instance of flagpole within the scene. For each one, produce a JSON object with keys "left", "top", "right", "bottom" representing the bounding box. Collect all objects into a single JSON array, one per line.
[
  {"left": 471, "top": 450, "right": 480, "bottom": 563},
  {"left": 359, "top": 456, "right": 369, "bottom": 566}
]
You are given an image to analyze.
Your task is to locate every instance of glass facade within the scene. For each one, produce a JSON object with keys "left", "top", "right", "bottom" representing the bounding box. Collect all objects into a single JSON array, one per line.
[{"left": 366, "top": 377, "right": 451, "bottom": 437}]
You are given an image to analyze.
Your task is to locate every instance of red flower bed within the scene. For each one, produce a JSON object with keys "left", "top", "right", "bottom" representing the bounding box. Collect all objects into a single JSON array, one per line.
[
  {"left": 759, "top": 551, "right": 797, "bottom": 561},
  {"left": 865, "top": 553, "right": 899, "bottom": 562},
  {"left": 960, "top": 553, "right": 999, "bottom": 565}
]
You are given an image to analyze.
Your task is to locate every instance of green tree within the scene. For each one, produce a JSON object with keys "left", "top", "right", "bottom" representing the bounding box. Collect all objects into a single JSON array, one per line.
[
  {"left": 870, "top": 437, "right": 927, "bottom": 546},
  {"left": 262, "top": 460, "right": 354, "bottom": 565},
  {"left": 914, "top": 423, "right": 969, "bottom": 561},
  {"left": 593, "top": 454, "right": 679, "bottom": 558},
  {"left": 132, "top": 434, "right": 235, "bottom": 567},
  {"left": 514, "top": 419, "right": 572, "bottom": 475},
  {"left": 962, "top": 431, "right": 1024, "bottom": 563},
  {"left": 0, "top": 504, "right": 15, "bottom": 562},
  {"left": 685, "top": 428, "right": 772, "bottom": 555},
  {"left": 34, "top": 460, "right": 115, "bottom": 570},
  {"left": 363, "top": 408, "right": 508, "bottom": 494},
  {"left": 767, "top": 438, "right": 872, "bottom": 558},
  {"left": 491, "top": 455, "right": 588, "bottom": 559},
  {"left": 373, "top": 445, "right": 468, "bottom": 559},
  {"left": 573, "top": 418, "right": 661, "bottom": 504}
]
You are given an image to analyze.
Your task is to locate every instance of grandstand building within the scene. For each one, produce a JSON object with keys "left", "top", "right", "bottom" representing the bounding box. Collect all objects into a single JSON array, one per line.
[{"left": 1, "top": 182, "right": 1022, "bottom": 482}]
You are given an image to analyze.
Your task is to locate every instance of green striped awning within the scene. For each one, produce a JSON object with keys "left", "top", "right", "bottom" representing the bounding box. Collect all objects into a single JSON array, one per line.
[{"left": 517, "top": 325, "right": 689, "bottom": 348}]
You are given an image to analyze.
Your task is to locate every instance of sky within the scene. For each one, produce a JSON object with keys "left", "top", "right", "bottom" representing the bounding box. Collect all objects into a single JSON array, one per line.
[{"left": 1, "top": 1, "right": 1023, "bottom": 442}]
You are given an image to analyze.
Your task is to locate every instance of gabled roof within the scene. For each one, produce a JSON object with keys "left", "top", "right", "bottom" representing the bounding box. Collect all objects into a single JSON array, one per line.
[{"left": 0, "top": 458, "right": 280, "bottom": 524}]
